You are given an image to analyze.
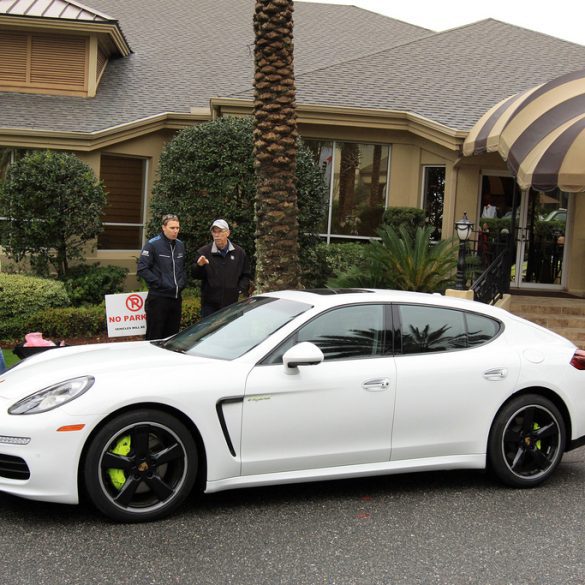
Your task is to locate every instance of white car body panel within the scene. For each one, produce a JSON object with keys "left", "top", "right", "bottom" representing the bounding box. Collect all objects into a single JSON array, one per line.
[
  {"left": 242, "top": 355, "right": 396, "bottom": 474},
  {"left": 391, "top": 336, "right": 522, "bottom": 461}
]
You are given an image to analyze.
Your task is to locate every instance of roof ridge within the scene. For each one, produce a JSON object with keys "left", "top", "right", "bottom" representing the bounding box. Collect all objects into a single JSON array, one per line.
[{"left": 295, "top": 18, "right": 585, "bottom": 81}]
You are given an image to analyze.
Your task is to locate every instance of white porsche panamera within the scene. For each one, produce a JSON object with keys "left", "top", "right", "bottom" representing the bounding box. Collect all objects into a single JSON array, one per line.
[{"left": 1, "top": 289, "right": 584, "bottom": 522}]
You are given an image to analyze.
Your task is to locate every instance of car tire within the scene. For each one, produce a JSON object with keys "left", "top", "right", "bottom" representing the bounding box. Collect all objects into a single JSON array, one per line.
[
  {"left": 488, "top": 394, "right": 566, "bottom": 488},
  {"left": 83, "top": 409, "right": 198, "bottom": 522}
]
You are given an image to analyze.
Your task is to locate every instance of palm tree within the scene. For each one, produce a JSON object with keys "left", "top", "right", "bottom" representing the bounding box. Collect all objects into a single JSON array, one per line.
[
  {"left": 329, "top": 225, "right": 458, "bottom": 292},
  {"left": 253, "top": 0, "right": 299, "bottom": 292}
]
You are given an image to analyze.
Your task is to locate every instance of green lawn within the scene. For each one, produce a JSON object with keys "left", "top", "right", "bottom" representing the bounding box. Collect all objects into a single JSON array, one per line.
[{"left": 1, "top": 348, "right": 20, "bottom": 370}]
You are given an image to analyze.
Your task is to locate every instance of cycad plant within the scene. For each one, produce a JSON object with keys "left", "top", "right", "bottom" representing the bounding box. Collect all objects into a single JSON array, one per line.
[{"left": 329, "top": 224, "right": 457, "bottom": 292}]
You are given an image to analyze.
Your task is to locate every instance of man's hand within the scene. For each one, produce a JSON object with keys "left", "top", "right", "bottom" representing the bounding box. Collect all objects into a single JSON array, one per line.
[{"left": 197, "top": 255, "right": 209, "bottom": 266}]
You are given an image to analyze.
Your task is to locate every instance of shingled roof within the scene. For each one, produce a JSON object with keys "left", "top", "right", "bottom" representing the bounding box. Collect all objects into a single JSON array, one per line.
[
  {"left": 1, "top": 0, "right": 584, "bottom": 134},
  {"left": 0, "top": 0, "right": 431, "bottom": 133},
  {"left": 283, "top": 18, "right": 585, "bottom": 130}
]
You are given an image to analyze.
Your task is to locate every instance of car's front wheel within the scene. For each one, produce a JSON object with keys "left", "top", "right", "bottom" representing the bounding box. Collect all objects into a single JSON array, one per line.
[
  {"left": 83, "top": 409, "right": 198, "bottom": 522},
  {"left": 488, "top": 394, "right": 566, "bottom": 488}
]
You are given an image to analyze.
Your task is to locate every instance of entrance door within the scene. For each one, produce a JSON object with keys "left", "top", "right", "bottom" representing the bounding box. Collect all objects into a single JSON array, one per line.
[
  {"left": 512, "top": 188, "right": 569, "bottom": 289},
  {"left": 478, "top": 175, "right": 569, "bottom": 290}
]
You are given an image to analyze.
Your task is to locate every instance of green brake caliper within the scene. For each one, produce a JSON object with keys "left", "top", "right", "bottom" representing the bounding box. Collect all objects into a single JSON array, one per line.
[
  {"left": 533, "top": 422, "right": 542, "bottom": 450},
  {"left": 107, "top": 435, "right": 131, "bottom": 490}
]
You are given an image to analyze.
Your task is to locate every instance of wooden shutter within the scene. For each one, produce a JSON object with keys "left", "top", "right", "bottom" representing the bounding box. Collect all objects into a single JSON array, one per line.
[
  {"left": 30, "top": 34, "right": 87, "bottom": 89},
  {"left": 0, "top": 31, "right": 28, "bottom": 84},
  {"left": 99, "top": 156, "right": 145, "bottom": 250},
  {"left": 0, "top": 30, "right": 88, "bottom": 94}
]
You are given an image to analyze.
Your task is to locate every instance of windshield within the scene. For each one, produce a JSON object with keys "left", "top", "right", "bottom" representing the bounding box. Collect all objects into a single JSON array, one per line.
[{"left": 160, "top": 296, "right": 311, "bottom": 360}]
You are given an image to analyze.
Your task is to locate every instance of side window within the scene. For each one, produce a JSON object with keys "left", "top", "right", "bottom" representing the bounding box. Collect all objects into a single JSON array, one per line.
[
  {"left": 399, "top": 305, "right": 466, "bottom": 354},
  {"left": 263, "top": 304, "right": 385, "bottom": 364},
  {"left": 398, "top": 305, "right": 501, "bottom": 355},
  {"left": 466, "top": 312, "right": 501, "bottom": 347}
]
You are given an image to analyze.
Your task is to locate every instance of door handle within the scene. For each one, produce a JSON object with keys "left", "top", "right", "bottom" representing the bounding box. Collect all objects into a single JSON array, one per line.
[
  {"left": 362, "top": 378, "right": 390, "bottom": 391},
  {"left": 483, "top": 368, "right": 508, "bottom": 381}
]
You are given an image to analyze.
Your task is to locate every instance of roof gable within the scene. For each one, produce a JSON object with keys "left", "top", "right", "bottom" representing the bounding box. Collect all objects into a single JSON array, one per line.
[{"left": 0, "top": 0, "right": 131, "bottom": 56}]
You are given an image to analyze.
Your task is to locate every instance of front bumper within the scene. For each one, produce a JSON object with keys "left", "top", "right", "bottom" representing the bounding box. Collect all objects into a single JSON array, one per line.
[{"left": 0, "top": 399, "right": 101, "bottom": 504}]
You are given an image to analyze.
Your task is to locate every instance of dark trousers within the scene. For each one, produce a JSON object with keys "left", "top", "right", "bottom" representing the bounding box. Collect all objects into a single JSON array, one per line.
[
  {"left": 145, "top": 295, "right": 182, "bottom": 340},
  {"left": 200, "top": 303, "right": 221, "bottom": 318}
]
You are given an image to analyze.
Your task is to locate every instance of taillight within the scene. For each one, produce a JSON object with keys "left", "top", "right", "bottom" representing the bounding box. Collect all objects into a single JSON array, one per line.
[{"left": 570, "top": 349, "right": 585, "bottom": 370}]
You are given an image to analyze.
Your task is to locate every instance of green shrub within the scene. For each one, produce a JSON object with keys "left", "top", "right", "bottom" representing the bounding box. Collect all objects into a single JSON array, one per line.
[
  {"left": 61, "top": 264, "right": 129, "bottom": 306},
  {"left": 0, "top": 273, "right": 70, "bottom": 322},
  {"left": 149, "top": 117, "right": 327, "bottom": 277},
  {"left": 382, "top": 207, "right": 426, "bottom": 239},
  {"left": 0, "top": 304, "right": 104, "bottom": 342},
  {"left": 329, "top": 225, "right": 457, "bottom": 292},
  {"left": 180, "top": 297, "right": 201, "bottom": 328},
  {"left": 302, "top": 242, "right": 366, "bottom": 288},
  {"left": 0, "top": 293, "right": 202, "bottom": 344},
  {"left": 0, "top": 150, "right": 107, "bottom": 277}
]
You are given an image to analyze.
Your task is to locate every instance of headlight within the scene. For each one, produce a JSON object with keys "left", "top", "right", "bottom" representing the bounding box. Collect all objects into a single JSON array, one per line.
[{"left": 8, "top": 376, "right": 95, "bottom": 415}]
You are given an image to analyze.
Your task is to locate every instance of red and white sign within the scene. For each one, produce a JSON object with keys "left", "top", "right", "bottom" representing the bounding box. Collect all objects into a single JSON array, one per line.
[{"left": 105, "top": 292, "right": 148, "bottom": 337}]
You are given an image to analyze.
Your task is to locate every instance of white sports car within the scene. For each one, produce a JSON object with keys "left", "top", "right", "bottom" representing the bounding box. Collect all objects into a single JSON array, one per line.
[{"left": 1, "top": 289, "right": 584, "bottom": 522}]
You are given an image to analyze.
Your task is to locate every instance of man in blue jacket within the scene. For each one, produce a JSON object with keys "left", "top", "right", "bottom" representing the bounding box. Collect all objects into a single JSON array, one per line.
[{"left": 137, "top": 214, "right": 187, "bottom": 340}]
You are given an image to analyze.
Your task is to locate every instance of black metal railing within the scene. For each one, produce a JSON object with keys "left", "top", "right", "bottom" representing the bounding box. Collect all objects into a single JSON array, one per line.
[
  {"left": 470, "top": 248, "right": 510, "bottom": 305},
  {"left": 458, "top": 230, "right": 512, "bottom": 305}
]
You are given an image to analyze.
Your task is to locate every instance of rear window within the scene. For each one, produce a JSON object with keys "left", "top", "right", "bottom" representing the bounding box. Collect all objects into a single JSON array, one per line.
[{"left": 397, "top": 305, "right": 501, "bottom": 355}]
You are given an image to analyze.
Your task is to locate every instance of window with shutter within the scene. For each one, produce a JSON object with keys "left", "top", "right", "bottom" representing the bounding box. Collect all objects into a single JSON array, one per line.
[
  {"left": 99, "top": 156, "right": 146, "bottom": 250},
  {"left": 0, "top": 30, "right": 88, "bottom": 94}
]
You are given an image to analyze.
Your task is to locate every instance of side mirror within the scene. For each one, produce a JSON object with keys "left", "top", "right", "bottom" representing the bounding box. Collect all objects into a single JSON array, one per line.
[{"left": 283, "top": 342, "right": 324, "bottom": 373}]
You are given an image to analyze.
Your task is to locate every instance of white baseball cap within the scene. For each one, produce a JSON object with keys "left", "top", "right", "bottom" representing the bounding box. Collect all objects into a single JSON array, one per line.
[{"left": 211, "top": 219, "right": 229, "bottom": 231}]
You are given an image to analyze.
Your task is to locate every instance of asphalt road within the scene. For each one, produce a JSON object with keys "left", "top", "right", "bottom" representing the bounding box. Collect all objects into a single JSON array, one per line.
[{"left": 1, "top": 448, "right": 585, "bottom": 585}]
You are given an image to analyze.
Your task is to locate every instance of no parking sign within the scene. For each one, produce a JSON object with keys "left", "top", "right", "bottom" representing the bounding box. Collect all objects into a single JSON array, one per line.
[{"left": 105, "top": 292, "right": 148, "bottom": 337}]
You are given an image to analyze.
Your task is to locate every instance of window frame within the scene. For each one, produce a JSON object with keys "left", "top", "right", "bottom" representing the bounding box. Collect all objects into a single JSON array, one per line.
[
  {"left": 259, "top": 302, "right": 394, "bottom": 365},
  {"left": 304, "top": 139, "right": 392, "bottom": 243},
  {"left": 393, "top": 303, "right": 503, "bottom": 356}
]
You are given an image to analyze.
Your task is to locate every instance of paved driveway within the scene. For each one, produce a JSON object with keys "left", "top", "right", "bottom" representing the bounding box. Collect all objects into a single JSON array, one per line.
[{"left": 1, "top": 448, "right": 585, "bottom": 585}]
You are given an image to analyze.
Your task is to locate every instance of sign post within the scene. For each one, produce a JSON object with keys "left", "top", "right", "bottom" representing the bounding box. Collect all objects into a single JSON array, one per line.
[{"left": 105, "top": 292, "right": 148, "bottom": 338}]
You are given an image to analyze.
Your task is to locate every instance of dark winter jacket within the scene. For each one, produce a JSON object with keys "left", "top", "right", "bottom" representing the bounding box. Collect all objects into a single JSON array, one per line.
[
  {"left": 137, "top": 233, "right": 187, "bottom": 299},
  {"left": 193, "top": 241, "right": 250, "bottom": 309}
]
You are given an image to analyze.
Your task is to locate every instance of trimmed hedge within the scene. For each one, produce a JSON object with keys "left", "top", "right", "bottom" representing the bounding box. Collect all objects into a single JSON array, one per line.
[
  {"left": 0, "top": 297, "right": 202, "bottom": 344},
  {"left": 0, "top": 273, "right": 70, "bottom": 322},
  {"left": 61, "top": 264, "right": 129, "bottom": 306},
  {"left": 382, "top": 207, "right": 426, "bottom": 238},
  {"left": 302, "top": 242, "right": 367, "bottom": 288}
]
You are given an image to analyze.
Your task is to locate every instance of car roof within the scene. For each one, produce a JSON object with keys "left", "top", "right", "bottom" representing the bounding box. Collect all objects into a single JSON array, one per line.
[{"left": 262, "top": 288, "right": 506, "bottom": 317}]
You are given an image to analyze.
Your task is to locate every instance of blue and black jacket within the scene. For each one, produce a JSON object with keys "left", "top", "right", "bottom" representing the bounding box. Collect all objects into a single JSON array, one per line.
[{"left": 137, "top": 233, "right": 187, "bottom": 299}]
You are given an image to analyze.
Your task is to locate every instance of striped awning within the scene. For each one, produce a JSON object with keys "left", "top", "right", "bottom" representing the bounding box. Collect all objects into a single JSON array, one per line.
[{"left": 462, "top": 68, "right": 585, "bottom": 192}]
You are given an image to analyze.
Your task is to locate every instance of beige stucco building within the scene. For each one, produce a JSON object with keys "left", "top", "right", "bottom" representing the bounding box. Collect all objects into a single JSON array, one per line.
[{"left": 1, "top": 0, "right": 585, "bottom": 294}]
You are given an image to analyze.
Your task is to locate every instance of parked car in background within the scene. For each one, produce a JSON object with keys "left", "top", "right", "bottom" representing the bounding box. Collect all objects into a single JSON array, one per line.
[
  {"left": 543, "top": 208, "right": 567, "bottom": 223},
  {"left": 1, "top": 289, "right": 584, "bottom": 522}
]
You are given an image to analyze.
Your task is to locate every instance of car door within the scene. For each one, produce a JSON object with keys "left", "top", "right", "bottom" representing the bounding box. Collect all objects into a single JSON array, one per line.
[
  {"left": 390, "top": 304, "right": 521, "bottom": 461},
  {"left": 241, "top": 303, "right": 396, "bottom": 475}
]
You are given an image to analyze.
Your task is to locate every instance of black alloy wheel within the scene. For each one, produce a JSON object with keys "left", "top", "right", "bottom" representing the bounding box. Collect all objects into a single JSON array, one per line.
[
  {"left": 488, "top": 394, "right": 566, "bottom": 488},
  {"left": 84, "top": 409, "right": 198, "bottom": 522}
]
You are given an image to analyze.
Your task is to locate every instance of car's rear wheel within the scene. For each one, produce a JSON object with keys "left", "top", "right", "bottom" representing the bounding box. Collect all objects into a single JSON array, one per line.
[
  {"left": 488, "top": 394, "right": 565, "bottom": 487},
  {"left": 84, "top": 409, "right": 198, "bottom": 522}
]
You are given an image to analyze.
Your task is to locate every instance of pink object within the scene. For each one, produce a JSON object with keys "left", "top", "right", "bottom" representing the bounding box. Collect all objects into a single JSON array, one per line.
[{"left": 23, "top": 332, "right": 56, "bottom": 347}]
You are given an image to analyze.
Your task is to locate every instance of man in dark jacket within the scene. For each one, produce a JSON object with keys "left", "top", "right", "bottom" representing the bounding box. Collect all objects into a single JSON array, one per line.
[
  {"left": 137, "top": 214, "right": 187, "bottom": 339},
  {"left": 193, "top": 219, "right": 251, "bottom": 317}
]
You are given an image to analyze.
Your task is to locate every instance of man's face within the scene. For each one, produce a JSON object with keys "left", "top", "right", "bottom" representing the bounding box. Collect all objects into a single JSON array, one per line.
[
  {"left": 162, "top": 220, "right": 180, "bottom": 240},
  {"left": 211, "top": 227, "right": 230, "bottom": 249}
]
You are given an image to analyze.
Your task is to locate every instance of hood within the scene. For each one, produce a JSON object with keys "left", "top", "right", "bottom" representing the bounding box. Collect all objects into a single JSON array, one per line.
[{"left": 0, "top": 341, "right": 216, "bottom": 401}]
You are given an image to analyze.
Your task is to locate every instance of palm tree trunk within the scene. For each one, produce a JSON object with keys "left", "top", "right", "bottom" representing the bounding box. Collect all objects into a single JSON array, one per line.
[{"left": 253, "top": 0, "right": 299, "bottom": 292}]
